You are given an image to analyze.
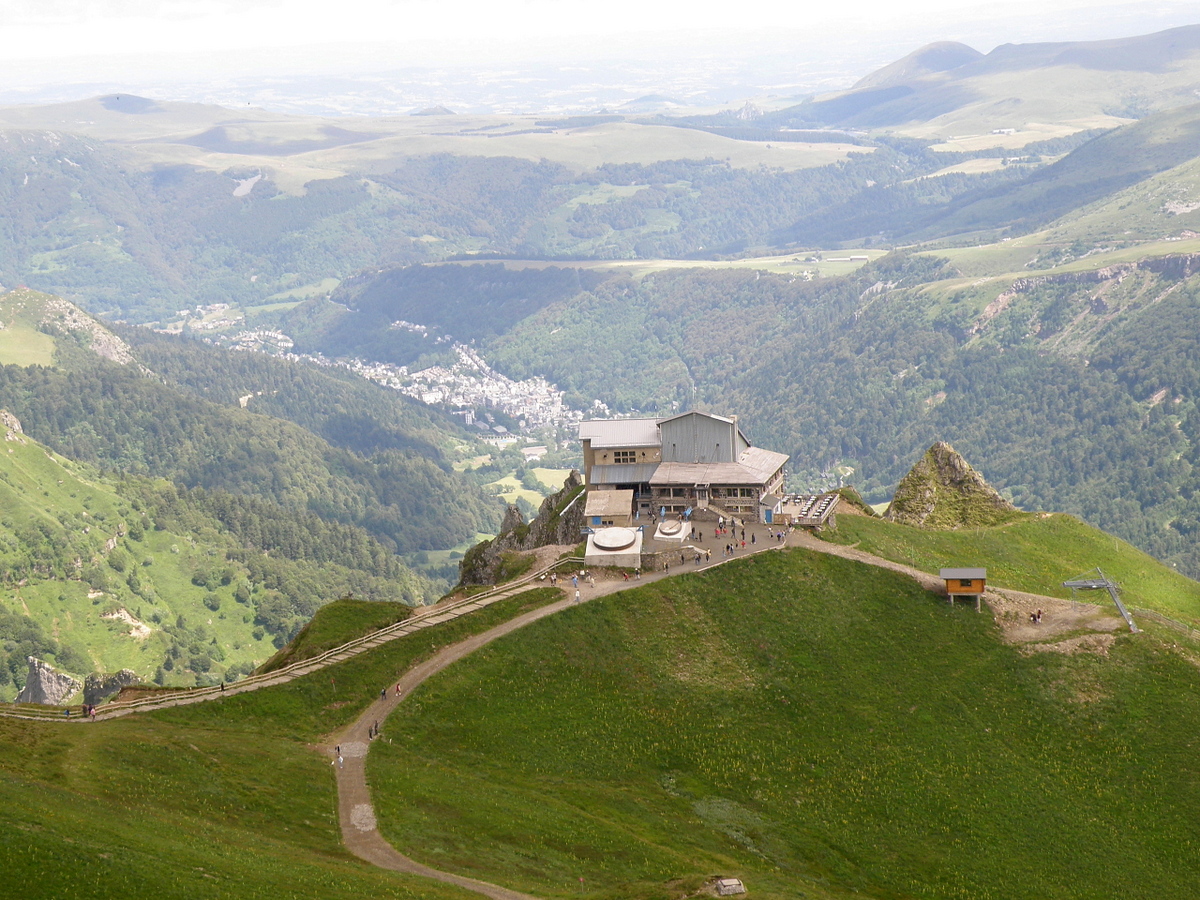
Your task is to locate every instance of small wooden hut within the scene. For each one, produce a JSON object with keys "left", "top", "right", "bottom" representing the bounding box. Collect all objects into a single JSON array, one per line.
[{"left": 939, "top": 567, "right": 987, "bottom": 611}]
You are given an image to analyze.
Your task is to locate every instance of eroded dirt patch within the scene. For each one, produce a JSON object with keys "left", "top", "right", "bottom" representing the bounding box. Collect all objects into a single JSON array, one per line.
[{"left": 987, "top": 590, "right": 1123, "bottom": 655}]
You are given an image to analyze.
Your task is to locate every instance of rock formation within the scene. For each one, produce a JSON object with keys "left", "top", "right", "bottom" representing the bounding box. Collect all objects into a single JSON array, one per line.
[
  {"left": 15, "top": 657, "right": 82, "bottom": 705},
  {"left": 84, "top": 669, "right": 141, "bottom": 706},
  {"left": 886, "top": 441, "right": 1018, "bottom": 529},
  {"left": 458, "top": 471, "right": 586, "bottom": 586},
  {"left": 2, "top": 409, "right": 25, "bottom": 443}
]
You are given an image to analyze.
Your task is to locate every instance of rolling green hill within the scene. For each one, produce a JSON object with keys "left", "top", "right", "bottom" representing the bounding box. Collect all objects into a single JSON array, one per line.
[{"left": 366, "top": 547, "right": 1200, "bottom": 899}]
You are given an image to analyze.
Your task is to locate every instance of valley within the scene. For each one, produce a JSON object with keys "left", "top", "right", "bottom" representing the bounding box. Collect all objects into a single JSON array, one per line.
[{"left": 8, "top": 16, "right": 1200, "bottom": 899}]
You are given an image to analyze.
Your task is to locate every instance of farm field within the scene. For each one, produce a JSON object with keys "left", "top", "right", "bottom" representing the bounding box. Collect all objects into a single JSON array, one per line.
[{"left": 368, "top": 548, "right": 1200, "bottom": 900}]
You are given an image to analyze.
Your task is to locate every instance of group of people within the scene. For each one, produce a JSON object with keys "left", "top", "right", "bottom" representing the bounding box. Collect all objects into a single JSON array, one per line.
[{"left": 1029, "top": 608, "right": 1043, "bottom": 624}]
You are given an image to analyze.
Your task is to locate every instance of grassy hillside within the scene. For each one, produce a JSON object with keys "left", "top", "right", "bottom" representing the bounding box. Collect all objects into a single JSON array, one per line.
[
  {"left": 0, "top": 587, "right": 557, "bottom": 900},
  {"left": 0, "top": 421, "right": 433, "bottom": 699},
  {"left": 820, "top": 513, "right": 1200, "bottom": 621},
  {"left": 257, "top": 598, "right": 411, "bottom": 674},
  {"left": 369, "top": 549, "right": 1200, "bottom": 899}
]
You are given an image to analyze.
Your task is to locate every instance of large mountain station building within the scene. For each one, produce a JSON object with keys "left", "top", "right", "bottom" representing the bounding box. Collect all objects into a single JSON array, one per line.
[{"left": 578, "top": 411, "right": 789, "bottom": 524}]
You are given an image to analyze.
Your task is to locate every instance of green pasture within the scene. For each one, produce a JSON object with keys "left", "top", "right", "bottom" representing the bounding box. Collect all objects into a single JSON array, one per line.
[
  {"left": 0, "top": 324, "right": 56, "bottom": 366},
  {"left": 263, "top": 277, "right": 341, "bottom": 302},
  {"left": 369, "top": 548, "right": 1200, "bottom": 900}
]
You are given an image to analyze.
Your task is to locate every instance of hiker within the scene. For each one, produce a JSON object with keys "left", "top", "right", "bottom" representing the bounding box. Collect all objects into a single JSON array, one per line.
[
  {"left": 575, "top": 589, "right": 581, "bottom": 603},
  {"left": 396, "top": 683, "right": 402, "bottom": 695},
  {"left": 550, "top": 572, "right": 557, "bottom": 587},
  {"left": 219, "top": 682, "right": 225, "bottom": 693},
  {"left": 751, "top": 533, "right": 756, "bottom": 545},
  {"left": 635, "top": 568, "right": 640, "bottom": 580},
  {"left": 588, "top": 573, "right": 595, "bottom": 587},
  {"left": 622, "top": 571, "right": 629, "bottom": 581},
  {"left": 337, "top": 755, "right": 344, "bottom": 769},
  {"left": 373, "top": 720, "right": 379, "bottom": 737},
  {"left": 572, "top": 574, "right": 578, "bottom": 588},
  {"left": 1036, "top": 609, "right": 1043, "bottom": 624},
  {"left": 380, "top": 688, "right": 387, "bottom": 701}
]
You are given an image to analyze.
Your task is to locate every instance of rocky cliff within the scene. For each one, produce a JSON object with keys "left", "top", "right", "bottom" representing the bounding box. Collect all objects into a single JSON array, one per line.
[
  {"left": 84, "top": 669, "right": 141, "bottom": 706},
  {"left": 15, "top": 657, "right": 82, "bottom": 705},
  {"left": 458, "top": 471, "right": 586, "bottom": 586},
  {"left": 886, "top": 442, "right": 1019, "bottom": 529}
]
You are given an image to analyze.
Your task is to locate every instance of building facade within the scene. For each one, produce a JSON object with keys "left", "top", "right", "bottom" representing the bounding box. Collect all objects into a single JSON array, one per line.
[{"left": 578, "top": 411, "right": 788, "bottom": 523}]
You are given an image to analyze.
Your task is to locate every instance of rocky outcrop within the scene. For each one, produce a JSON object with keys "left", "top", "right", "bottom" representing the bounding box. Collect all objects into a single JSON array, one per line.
[
  {"left": 15, "top": 657, "right": 82, "bottom": 705},
  {"left": 83, "top": 669, "right": 140, "bottom": 706},
  {"left": 886, "top": 442, "right": 1019, "bottom": 529},
  {"left": 458, "top": 471, "right": 586, "bottom": 586},
  {"left": 2, "top": 409, "right": 25, "bottom": 443}
]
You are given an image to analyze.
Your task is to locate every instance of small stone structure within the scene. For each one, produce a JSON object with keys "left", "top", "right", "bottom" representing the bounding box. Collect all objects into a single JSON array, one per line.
[
  {"left": 15, "top": 657, "right": 82, "bottom": 705},
  {"left": 716, "top": 877, "right": 746, "bottom": 896}
]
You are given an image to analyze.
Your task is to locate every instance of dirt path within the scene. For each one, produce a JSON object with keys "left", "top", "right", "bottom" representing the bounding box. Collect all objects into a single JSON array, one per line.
[{"left": 6, "top": 522, "right": 1115, "bottom": 899}]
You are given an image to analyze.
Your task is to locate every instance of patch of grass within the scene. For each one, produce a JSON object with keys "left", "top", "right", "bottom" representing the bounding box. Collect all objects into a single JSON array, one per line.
[
  {"left": 819, "top": 513, "right": 1200, "bottom": 621},
  {"left": 0, "top": 324, "right": 56, "bottom": 366},
  {"left": 368, "top": 549, "right": 1200, "bottom": 899},
  {"left": 493, "top": 551, "right": 536, "bottom": 585},
  {"left": 257, "top": 598, "right": 411, "bottom": 674}
]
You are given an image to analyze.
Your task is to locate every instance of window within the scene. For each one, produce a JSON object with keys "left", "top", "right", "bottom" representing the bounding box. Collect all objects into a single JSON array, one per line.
[
  {"left": 959, "top": 579, "right": 975, "bottom": 588},
  {"left": 612, "top": 450, "right": 637, "bottom": 464}
]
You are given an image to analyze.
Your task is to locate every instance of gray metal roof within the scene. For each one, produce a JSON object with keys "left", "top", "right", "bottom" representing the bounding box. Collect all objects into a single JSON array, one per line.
[
  {"left": 651, "top": 461, "right": 766, "bottom": 485},
  {"left": 940, "top": 568, "right": 987, "bottom": 579},
  {"left": 589, "top": 463, "right": 660, "bottom": 485},
  {"left": 578, "top": 418, "right": 660, "bottom": 448},
  {"left": 737, "top": 446, "right": 789, "bottom": 482}
]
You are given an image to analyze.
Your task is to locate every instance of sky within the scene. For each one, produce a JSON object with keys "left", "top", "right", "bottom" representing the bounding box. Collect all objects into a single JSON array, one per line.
[{"left": 1, "top": 0, "right": 1198, "bottom": 112}]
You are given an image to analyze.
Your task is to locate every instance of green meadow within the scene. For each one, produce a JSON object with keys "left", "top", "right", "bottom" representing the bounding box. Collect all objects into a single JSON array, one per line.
[
  {"left": 368, "top": 548, "right": 1200, "bottom": 900},
  {"left": 820, "top": 513, "right": 1200, "bottom": 622},
  {"left": 0, "top": 588, "right": 557, "bottom": 899}
]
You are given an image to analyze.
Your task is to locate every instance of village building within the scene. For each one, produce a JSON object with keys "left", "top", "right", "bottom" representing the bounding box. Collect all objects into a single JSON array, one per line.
[{"left": 578, "top": 411, "right": 788, "bottom": 524}]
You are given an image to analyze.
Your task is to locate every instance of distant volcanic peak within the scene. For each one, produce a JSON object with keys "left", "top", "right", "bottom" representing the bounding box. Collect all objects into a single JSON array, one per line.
[
  {"left": 411, "top": 105, "right": 455, "bottom": 116},
  {"left": 853, "top": 41, "right": 983, "bottom": 90},
  {"left": 99, "top": 94, "right": 163, "bottom": 115},
  {"left": 886, "top": 441, "right": 1017, "bottom": 529}
]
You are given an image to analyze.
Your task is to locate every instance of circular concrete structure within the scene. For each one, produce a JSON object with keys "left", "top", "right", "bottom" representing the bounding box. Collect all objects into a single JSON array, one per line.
[
  {"left": 658, "top": 519, "right": 683, "bottom": 536},
  {"left": 592, "top": 527, "right": 638, "bottom": 552}
]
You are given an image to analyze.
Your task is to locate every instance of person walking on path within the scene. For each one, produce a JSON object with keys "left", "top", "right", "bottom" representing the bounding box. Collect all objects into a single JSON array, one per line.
[
  {"left": 574, "top": 589, "right": 581, "bottom": 603},
  {"left": 635, "top": 568, "right": 641, "bottom": 580},
  {"left": 380, "top": 688, "right": 387, "bottom": 701},
  {"left": 572, "top": 574, "right": 578, "bottom": 589}
]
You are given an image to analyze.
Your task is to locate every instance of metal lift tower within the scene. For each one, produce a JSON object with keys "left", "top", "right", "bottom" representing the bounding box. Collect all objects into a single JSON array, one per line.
[{"left": 1063, "top": 568, "right": 1139, "bottom": 633}]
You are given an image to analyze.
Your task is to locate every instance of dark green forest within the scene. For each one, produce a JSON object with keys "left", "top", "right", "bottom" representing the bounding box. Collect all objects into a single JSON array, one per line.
[{"left": 0, "top": 356, "right": 500, "bottom": 556}]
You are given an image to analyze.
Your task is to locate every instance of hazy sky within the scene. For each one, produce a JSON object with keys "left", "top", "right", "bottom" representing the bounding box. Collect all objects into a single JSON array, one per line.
[
  {"left": 1, "top": 0, "right": 1197, "bottom": 111},
  {"left": 4, "top": 0, "right": 1197, "bottom": 61}
]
